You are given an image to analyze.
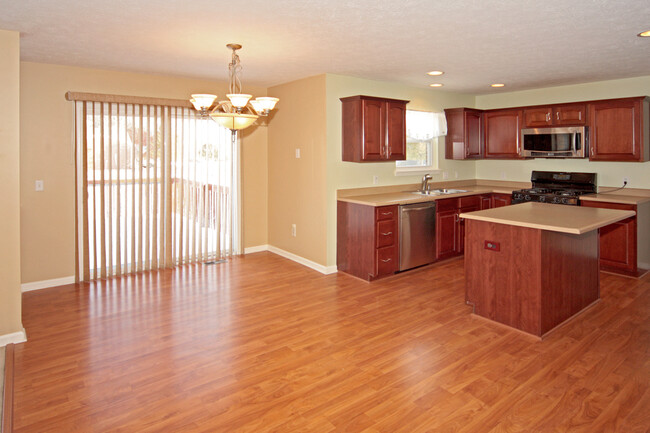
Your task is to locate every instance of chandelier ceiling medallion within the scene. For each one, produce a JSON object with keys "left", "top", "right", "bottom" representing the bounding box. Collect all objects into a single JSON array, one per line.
[{"left": 190, "top": 43, "right": 279, "bottom": 131}]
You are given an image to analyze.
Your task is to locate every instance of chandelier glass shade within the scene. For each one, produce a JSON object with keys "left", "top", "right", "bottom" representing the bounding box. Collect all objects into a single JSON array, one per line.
[{"left": 190, "top": 44, "right": 279, "bottom": 131}]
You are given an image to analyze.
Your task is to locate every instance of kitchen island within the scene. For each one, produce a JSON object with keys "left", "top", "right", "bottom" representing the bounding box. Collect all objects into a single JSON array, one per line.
[{"left": 459, "top": 202, "right": 636, "bottom": 338}]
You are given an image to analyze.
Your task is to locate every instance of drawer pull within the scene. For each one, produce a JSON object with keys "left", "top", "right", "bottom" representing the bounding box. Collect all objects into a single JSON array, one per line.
[
  {"left": 381, "top": 212, "right": 393, "bottom": 216},
  {"left": 381, "top": 231, "right": 393, "bottom": 236},
  {"left": 381, "top": 258, "right": 392, "bottom": 262}
]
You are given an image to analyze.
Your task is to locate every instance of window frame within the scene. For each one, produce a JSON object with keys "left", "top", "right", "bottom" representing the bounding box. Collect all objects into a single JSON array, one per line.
[{"left": 394, "top": 109, "right": 440, "bottom": 176}]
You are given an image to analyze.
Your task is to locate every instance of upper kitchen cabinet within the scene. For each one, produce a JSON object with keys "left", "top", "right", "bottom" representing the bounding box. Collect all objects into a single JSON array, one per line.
[
  {"left": 523, "top": 104, "right": 586, "bottom": 127},
  {"left": 483, "top": 109, "right": 523, "bottom": 159},
  {"left": 444, "top": 108, "right": 483, "bottom": 159},
  {"left": 588, "top": 97, "right": 650, "bottom": 162},
  {"left": 341, "top": 95, "right": 409, "bottom": 162}
]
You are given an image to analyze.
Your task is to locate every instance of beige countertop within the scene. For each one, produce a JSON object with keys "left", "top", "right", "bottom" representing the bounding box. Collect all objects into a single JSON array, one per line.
[
  {"left": 459, "top": 202, "right": 636, "bottom": 235},
  {"left": 580, "top": 193, "right": 650, "bottom": 205},
  {"left": 337, "top": 186, "right": 517, "bottom": 207}
]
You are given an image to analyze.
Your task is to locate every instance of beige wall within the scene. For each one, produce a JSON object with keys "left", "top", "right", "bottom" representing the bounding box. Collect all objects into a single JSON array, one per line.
[
  {"left": 474, "top": 76, "right": 650, "bottom": 188},
  {"left": 267, "top": 75, "right": 328, "bottom": 264},
  {"left": 0, "top": 30, "right": 23, "bottom": 338},
  {"left": 20, "top": 62, "right": 268, "bottom": 284},
  {"left": 324, "top": 74, "right": 476, "bottom": 266}
]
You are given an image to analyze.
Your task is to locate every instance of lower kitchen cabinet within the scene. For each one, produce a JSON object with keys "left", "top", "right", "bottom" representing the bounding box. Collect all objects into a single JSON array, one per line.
[
  {"left": 580, "top": 200, "right": 639, "bottom": 275},
  {"left": 491, "top": 193, "right": 512, "bottom": 208},
  {"left": 337, "top": 202, "right": 398, "bottom": 280},
  {"left": 436, "top": 195, "right": 481, "bottom": 259}
]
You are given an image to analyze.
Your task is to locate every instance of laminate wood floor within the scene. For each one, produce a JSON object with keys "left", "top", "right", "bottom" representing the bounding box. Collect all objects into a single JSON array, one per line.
[{"left": 14, "top": 252, "right": 650, "bottom": 432}]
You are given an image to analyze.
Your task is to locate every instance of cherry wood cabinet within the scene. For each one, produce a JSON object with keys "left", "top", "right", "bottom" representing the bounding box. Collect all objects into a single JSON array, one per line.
[
  {"left": 523, "top": 104, "right": 586, "bottom": 127},
  {"left": 491, "top": 193, "right": 512, "bottom": 208},
  {"left": 444, "top": 108, "right": 483, "bottom": 159},
  {"left": 436, "top": 195, "right": 481, "bottom": 259},
  {"left": 483, "top": 109, "right": 523, "bottom": 159},
  {"left": 580, "top": 200, "right": 638, "bottom": 275},
  {"left": 337, "top": 202, "right": 398, "bottom": 280},
  {"left": 588, "top": 97, "right": 649, "bottom": 162},
  {"left": 341, "top": 95, "right": 409, "bottom": 162}
]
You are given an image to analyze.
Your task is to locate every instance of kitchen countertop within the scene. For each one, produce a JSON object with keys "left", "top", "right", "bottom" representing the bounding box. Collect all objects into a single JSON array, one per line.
[
  {"left": 337, "top": 186, "right": 517, "bottom": 207},
  {"left": 580, "top": 193, "right": 650, "bottom": 205},
  {"left": 459, "top": 202, "right": 636, "bottom": 235}
]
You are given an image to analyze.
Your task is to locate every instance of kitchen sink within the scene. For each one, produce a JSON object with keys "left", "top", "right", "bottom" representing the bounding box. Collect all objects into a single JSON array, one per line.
[{"left": 411, "top": 188, "right": 468, "bottom": 196}]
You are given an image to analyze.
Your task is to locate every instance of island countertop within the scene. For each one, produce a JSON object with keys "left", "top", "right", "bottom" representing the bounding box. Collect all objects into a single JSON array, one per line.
[{"left": 459, "top": 202, "right": 636, "bottom": 235}]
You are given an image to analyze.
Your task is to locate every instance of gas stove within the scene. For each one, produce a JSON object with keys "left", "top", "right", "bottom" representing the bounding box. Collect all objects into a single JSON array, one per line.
[{"left": 512, "top": 171, "right": 597, "bottom": 206}]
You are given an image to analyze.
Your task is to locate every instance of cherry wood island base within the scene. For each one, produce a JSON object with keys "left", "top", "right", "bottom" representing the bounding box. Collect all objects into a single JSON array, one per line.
[{"left": 465, "top": 219, "right": 600, "bottom": 338}]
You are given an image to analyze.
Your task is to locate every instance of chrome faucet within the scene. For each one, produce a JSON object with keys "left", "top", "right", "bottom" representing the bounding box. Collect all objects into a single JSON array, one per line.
[{"left": 421, "top": 174, "right": 432, "bottom": 191}]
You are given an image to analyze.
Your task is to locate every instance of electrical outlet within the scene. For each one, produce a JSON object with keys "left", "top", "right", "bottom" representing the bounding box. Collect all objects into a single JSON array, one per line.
[
  {"left": 454, "top": 171, "right": 459, "bottom": 179},
  {"left": 442, "top": 171, "right": 449, "bottom": 180},
  {"left": 35, "top": 180, "right": 44, "bottom": 191},
  {"left": 500, "top": 172, "right": 506, "bottom": 180},
  {"left": 291, "top": 224, "right": 297, "bottom": 237},
  {"left": 295, "top": 148, "right": 301, "bottom": 158},
  {"left": 623, "top": 176, "right": 630, "bottom": 185},
  {"left": 373, "top": 175, "right": 379, "bottom": 185}
]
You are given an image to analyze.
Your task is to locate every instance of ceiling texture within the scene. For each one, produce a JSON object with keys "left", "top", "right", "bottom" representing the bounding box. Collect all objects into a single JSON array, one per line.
[{"left": 1, "top": 0, "right": 649, "bottom": 94}]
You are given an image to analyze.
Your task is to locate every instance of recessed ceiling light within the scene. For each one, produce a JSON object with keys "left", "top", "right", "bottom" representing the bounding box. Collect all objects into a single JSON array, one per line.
[
  {"left": 638, "top": 30, "right": 650, "bottom": 37},
  {"left": 429, "top": 83, "right": 444, "bottom": 87},
  {"left": 491, "top": 83, "right": 505, "bottom": 88},
  {"left": 427, "top": 71, "right": 444, "bottom": 76}
]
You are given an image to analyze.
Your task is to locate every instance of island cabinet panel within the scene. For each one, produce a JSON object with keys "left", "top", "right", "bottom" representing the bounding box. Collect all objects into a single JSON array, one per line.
[
  {"left": 444, "top": 108, "right": 483, "bottom": 159},
  {"left": 465, "top": 220, "right": 599, "bottom": 337},
  {"left": 588, "top": 97, "right": 649, "bottom": 162},
  {"left": 580, "top": 200, "right": 638, "bottom": 275},
  {"left": 341, "top": 95, "right": 409, "bottom": 162},
  {"left": 483, "top": 109, "right": 523, "bottom": 159},
  {"left": 337, "top": 201, "right": 398, "bottom": 280}
]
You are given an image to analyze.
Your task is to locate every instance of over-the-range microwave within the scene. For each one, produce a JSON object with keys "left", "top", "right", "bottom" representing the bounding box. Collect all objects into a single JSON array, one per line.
[{"left": 520, "top": 126, "right": 587, "bottom": 158}]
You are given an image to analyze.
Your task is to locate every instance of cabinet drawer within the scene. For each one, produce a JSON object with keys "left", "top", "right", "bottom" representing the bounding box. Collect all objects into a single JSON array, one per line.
[
  {"left": 376, "top": 219, "right": 396, "bottom": 248},
  {"left": 459, "top": 195, "right": 480, "bottom": 208},
  {"left": 436, "top": 198, "right": 458, "bottom": 212},
  {"left": 376, "top": 246, "right": 398, "bottom": 276},
  {"left": 376, "top": 205, "right": 398, "bottom": 221}
]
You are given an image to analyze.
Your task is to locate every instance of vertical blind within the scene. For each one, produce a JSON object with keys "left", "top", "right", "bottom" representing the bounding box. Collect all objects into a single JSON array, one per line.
[{"left": 73, "top": 95, "right": 241, "bottom": 282}]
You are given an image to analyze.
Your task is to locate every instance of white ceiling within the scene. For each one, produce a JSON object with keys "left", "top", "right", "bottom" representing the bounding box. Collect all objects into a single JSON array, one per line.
[{"left": 1, "top": 0, "right": 649, "bottom": 94}]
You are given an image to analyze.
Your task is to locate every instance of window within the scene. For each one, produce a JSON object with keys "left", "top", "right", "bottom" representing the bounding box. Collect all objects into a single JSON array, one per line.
[
  {"left": 395, "top": 110, "right": 447, "bottom": 175},
  {"left": 73, "top": 97, "right": 240, "bottom": 281}
]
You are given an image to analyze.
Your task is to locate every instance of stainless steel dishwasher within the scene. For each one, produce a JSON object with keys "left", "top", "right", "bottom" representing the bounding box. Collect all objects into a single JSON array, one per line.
[{"left": 399, "top": 202, "right": 436, "bottom": 271}]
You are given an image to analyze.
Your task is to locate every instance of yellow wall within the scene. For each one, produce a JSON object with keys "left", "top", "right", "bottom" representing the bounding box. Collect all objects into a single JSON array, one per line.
[
  {"left": 0, "top": 30, "right": 23, "bottom": 338},
  {"left": 324, "top": 74, "right": 476, "bottom": 266},
  {"left": 474, "top": 76, "right": 650, "bottom": 188},
  {"left": 267, "top": 75, "right": 328, "bottom": 265},
  {"left": 20, "top": 62, "right": 268, "bottom": 284}
]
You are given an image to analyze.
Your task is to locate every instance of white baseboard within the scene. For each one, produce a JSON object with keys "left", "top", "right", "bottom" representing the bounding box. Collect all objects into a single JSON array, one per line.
[
  {"left": 267, "top": 245, "right": 338, "bottom": 275},
  {"left": 0, "top": 329, "right": 27, "bottom": 347},
  {"left": 245, "top": 244, "right": 337, "bottom": 275},
  {"left": 244, "top": 244, "right": 270, "bottom": 254},
  {"left": 21, "top": 276, "right": 75, "bottom": 292}
]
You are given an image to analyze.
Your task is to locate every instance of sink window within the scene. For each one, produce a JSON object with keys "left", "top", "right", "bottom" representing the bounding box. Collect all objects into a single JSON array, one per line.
[{"left": 395, "top": 110, "right": 446, "bottom": 176}]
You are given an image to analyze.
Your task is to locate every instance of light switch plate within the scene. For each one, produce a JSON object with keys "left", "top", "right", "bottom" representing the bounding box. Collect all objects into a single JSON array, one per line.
[
  {"left": 295, "top": 148, "right": 301, "bottom": 158},
  {"left": 35, "top": 180, "right": 44, "bottom": 191}
]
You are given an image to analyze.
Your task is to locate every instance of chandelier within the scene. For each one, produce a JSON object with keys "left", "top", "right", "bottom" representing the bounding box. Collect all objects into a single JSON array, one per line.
[{"left": 190, "top": 43, "right": 279, "bottom": 130}]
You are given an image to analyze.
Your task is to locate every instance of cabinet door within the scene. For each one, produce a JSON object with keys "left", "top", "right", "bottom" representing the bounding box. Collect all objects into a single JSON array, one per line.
[
  {"left": 524, "top": 107, "right": 552, "bottom": 127},
  {"left": 580, "top": 200, "right": 637, "bottom": 274},
  {"left": 480, "top": 195, "right": 492, "bottom": 210},
  {"left": 385, "top": 101, "right": 406, "bottom": 160},
  {"left": 465, "top": 110, "right": 483, "bottom": 158},
  {"left": 484, "top": 110, "right": 522, "bottom": 159},
  {"left": 492, "top": 193, "right": 512, "bottom": 208},
  {"left": 554, "top": 104, "right": 586, "bottom": 125},
  {"left": 436, "top": 210, "right": 458, "bottom": 260},
  {"left": 361, "top": 99, "right": 385, "bottom": 160},
  {"left": 589, "top": 99, "right": 643, "bottom": 161}
]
